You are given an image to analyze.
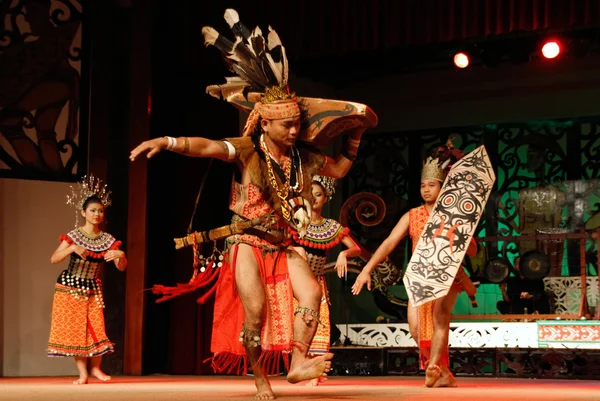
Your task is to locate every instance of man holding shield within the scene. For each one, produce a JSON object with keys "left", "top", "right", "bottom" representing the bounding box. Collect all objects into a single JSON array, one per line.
[{"left": 353, "top": 140, "right": 494, "bottom": 388}]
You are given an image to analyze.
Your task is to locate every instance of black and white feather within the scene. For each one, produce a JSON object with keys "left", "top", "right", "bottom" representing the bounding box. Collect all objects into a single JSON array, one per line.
[{"left": 202, "top": 8, "right": 289, "bottom": 92}]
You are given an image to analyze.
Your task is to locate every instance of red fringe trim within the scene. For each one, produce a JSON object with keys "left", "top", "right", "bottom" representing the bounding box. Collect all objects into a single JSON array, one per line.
[
  {"left": 209, "top": 351, "right": 290, "bottom": 377},
  {"left": 151, "top": 261, "right": 220, "bottom": 304}
]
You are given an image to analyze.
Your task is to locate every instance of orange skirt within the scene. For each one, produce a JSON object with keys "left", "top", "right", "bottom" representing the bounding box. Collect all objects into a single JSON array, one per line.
[{"left": 47, "top": 284, "right": 114, "bottom": 357}]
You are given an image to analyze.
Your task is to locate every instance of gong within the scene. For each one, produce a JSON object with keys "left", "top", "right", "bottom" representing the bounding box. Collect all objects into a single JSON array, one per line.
[
  {"left": 519, "top": 250, "right": 551, "bottom": 280},
  {"left": 484, "top": 258, "right": 511, "bottom": 283}
]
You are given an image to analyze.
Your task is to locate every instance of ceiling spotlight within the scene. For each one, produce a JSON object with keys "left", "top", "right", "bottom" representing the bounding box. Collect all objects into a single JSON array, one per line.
[
  {"left": 453, "top": 52, "right": 470, "bottom": 68},
  {"left": 542, "top": 41, "right": 561, "bottom": 59}
]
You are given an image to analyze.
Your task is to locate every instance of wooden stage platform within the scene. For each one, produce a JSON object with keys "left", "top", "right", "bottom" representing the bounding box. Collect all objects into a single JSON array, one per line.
[{"left": 1, "top": 375, "right": 600, "bottom": 401}]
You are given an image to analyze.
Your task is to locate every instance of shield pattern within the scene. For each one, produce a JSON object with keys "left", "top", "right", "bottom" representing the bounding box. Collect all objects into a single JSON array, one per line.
[{"left": 403, "top": 145, "right": 496, "bottom": 307}]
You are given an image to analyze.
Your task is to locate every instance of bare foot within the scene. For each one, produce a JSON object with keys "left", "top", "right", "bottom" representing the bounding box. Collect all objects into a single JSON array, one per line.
[
  {"left": 305, "top": 378, "right": 319, "bottom": 387},
  {"left": 433, "top": 367, "right": 457, "bottom": 388},
  {"left": 73, "top": 376, "right": 88, "bottom": 385},
  {"left": 424, "top": 365, "right": 441, "bottom": 387},
  {"left": 254, "top": 376, "right": 275, "bottom": 400},
  {"left": 287, "top": 353, "right": 333, "bottom": 384},
  {"left": 90, "top": 368, "right": 111, "bottom": 382}
]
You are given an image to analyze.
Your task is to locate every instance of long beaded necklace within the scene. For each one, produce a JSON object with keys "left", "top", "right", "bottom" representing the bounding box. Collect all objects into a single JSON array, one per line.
[
  {"left": 290, "top": 145, "right": 304, "bottom": 194},
  {"left": 260, "top": 134, "right": 303, "bottom": 221}
]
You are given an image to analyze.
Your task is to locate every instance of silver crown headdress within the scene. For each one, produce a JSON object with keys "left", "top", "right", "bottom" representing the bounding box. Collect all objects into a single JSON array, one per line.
[
  {"left": 313, "top": 175, "right": 337, "bottom": 201},
  {"left": 66, "top": 175, "right": 112, "bottom": 227}
]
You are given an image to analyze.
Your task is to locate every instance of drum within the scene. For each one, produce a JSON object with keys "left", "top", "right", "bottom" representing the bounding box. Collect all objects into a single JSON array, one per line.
[{"left": 536, "top": 228, "right": 568, "bottom": 277}]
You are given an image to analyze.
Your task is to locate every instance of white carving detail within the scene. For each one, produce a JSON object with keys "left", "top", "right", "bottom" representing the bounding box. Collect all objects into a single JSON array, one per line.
[
  {"left": 337, "top": 322, "right": 600, "bottom": 349},
  {"left": 543, "top": 277, "right": 599, "bottom": 314}
]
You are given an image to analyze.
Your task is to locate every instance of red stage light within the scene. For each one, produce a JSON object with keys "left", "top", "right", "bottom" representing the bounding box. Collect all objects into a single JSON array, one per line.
[
  {"left": 542, "top": 41, "right": 560, "bottom": 59},
  {"left": 453, "top": 52, "right": 469, "bottom": 68}
]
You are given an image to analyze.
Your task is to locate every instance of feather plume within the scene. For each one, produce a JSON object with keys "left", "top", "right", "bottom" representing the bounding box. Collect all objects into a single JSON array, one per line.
[
  {"left": 281, "top": 46, "right": 289, "bottom": 86},
  {"left": 229, "top": 37, "right": 253, "bottom": 65},
  {"left": 201, "top": 26, "right": 234, "bottom": 54},
  {"left": 224, "top": 8, "right": 252, "bottom": 42},
  {"left": 250, "top": 27, "right": 265, "bottom": 56},
  {"left": 202, "top": 26, "right": 219, "bottom": 46},
  {"left": 202, "top": 9, "right": 288, "bottom": 92},
  {"left": 266, "top": 26, "right": 282, "bottom": 51},
  {"left": 267, "top": 26, "right": 288, "bottom": 86},
  {"left": 223, "top": 8, "right": 239, "bottom": 26},
  {"left": 250, "top": 58, "right": 269, "bottom": 87},
  {"left": 265, "top": 53, "right": 282, "bottom": 83}
]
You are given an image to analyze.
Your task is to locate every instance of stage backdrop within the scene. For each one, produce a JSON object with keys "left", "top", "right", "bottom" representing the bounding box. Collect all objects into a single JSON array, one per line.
[
  {"left": 0, "top": 179, "right": 77, "bottom": 376},
  {"left": 0, "top": 0, "right": 86, "bottom": 181},
  {"left": 328, "top": 118, "right": 600, "bottom": 326}
]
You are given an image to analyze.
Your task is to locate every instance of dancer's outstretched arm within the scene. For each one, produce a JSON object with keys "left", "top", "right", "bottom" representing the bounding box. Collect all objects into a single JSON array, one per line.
[
  {"left": 352, "top": 211, "right": 409, "bottom": 295},
  {"left": 335, "top": 235, "right": 361, "bottom": 278},
  {"left": 130, "top": 136, "right": 232, "bottom": 161}
]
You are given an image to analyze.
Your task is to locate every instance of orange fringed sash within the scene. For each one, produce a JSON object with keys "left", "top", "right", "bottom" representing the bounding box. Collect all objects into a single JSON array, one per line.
[
  {"left": 210, "top": 244, "right": 294, "bottom": 376},
  {"left": 151, "top": 243, "right": 295, "bottom": 376}
]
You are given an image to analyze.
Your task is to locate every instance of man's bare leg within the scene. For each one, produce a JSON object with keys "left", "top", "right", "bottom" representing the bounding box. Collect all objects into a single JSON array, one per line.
[
  {"left": 429, "top": 287, "right": 460, "bottom": 388},
  {"left": 407, "top": 301, "right": 419, "bottom": 345},
  {"left": 409, "top": 300, "right": 441, "bottom": 387},
  {"left": 234, "top": 244, "right": 274, "bottom": 400},
  {"left": 285, "top": 248, "right": 333, "bottom": 383}
]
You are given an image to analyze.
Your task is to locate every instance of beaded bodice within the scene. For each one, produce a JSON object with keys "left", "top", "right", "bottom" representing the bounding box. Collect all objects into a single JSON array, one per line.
[
  {"left": 57, "top": 228, "right": 121, "bottom": 308},
  {"left": 306, "top": 251, "right": 328, "bottom": 276},
  {"left": 59, "top": 256, "right": 105, "bottom": 308}
]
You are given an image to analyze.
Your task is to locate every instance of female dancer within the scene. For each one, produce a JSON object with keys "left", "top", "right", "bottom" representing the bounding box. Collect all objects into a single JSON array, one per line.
[
  {"left": 291, "top": 175, "right": 361, "bottom": 386},
  {"left": 48, "top": 175, "right": 127, "bottom": 384}
]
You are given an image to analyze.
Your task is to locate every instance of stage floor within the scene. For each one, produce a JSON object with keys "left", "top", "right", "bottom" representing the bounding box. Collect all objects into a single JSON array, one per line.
[{"left": 1, "top": 376, "right": 599, "bottom": 401}]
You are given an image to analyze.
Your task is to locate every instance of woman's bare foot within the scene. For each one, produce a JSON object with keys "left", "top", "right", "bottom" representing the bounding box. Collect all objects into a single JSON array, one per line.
[
  {"left": 90, "top": 368, "right": 111, "bottom": 382},
  {"left": 73, "top": 376, "right": 88, "bottom": 385},
  {"left": 433, "top": 366, "right": 457, "bottom": 388},
  {"left": 254, "top": 376, "right": 275, "bottom": 400},
  {"left": 424, "top": 364, "right": 441, "bottom": 387},
  {"left": 287, "top": 353, "right": 333, "bottom": 384}
]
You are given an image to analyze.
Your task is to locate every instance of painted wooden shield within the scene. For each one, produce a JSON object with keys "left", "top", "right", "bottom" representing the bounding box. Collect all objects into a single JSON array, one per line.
[{"left": 403, "top": 145, "right": 496, "bottom": 307}]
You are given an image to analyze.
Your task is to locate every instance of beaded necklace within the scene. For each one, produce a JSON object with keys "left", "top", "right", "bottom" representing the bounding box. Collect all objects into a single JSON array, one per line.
[{"left": 260, "top": 134, "right": 304, "bottom": 221}]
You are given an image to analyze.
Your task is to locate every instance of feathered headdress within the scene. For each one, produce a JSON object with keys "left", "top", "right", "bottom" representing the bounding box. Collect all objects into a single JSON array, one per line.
[
  {"left": 201, "top": 9, "right": 378, "bottom": 147},
  {"left": 66, "top": 175, "right": 112, "bottom": 227},
  {"left": 202, "top": 9, "right": 290, "bottom": 95},
  {"left": 421, "top": 138, "right": 465, "bottom": 182},
  {"left": 313, "top": 175, "right": 337, "bottom": 201}
]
